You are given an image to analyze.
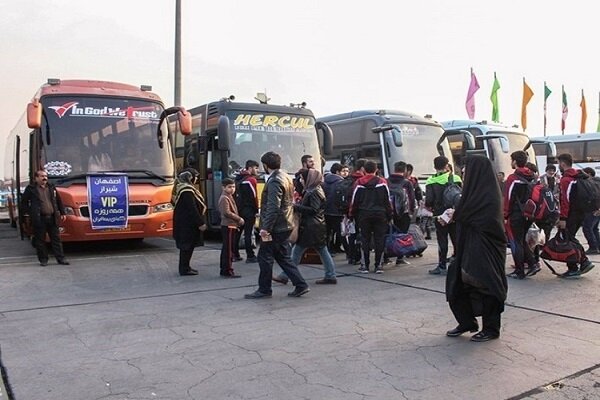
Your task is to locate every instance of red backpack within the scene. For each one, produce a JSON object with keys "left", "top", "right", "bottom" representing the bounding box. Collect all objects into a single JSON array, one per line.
[{"left": 522, "top": 182, "right": 559, "bottom": 225}]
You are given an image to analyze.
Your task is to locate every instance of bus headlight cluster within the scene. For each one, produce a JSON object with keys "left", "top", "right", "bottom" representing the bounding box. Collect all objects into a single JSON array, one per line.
[
  {"left": 153, "top": 203, "right": 174, "bottom": 213},
  {"left": 63, "top": 207, "right": 75, "bottom": 216}
]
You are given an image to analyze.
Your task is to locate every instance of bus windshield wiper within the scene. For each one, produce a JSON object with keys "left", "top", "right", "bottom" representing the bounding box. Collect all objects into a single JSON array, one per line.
[{"left": 119, "top": 169, "right": 167, "bottom": 182}]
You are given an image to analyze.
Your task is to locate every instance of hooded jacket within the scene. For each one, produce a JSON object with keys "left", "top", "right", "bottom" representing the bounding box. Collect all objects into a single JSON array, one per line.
[
  {"left": 322, "top": 173, "right": 344, "bottom": 216},
  {"left": 349, "top": 174, "right": 392, "bottom": 220},
  {"left": 503, "top": 167, "right": 536, "bottom": 218},
  {"left": 425, "top": 172, "right": 463, "bottom": 216},
  {"left": 559, "top": 167, "right": 582, "bottom": 220},
  {"left": 234, "top": 169, "right": 258, "bottom": 217}
]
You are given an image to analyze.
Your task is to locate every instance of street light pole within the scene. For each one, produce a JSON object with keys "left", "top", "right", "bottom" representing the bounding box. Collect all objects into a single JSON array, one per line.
[{"left": 174, "top": 0, "right": 182, "bottom": 106}]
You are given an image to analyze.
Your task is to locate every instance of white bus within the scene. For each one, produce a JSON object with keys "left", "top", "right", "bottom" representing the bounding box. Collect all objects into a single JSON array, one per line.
[{"left": 531, "top": 133, "right": 600, "bottom": 174}]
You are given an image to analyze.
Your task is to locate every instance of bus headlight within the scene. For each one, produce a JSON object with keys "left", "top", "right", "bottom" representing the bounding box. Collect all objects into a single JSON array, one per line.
[
  {"left": 63, "top": 207, "right": 75, "bottom": 216},
  {"left": 153, "top": 203, "right": 174, "bottom": 213}
]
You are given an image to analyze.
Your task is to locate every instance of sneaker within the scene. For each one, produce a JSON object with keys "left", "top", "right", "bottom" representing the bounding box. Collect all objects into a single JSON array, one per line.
[
  {"left": 561, "top": 269, "right": 581, "bottom": 279},
  {"left": 428, "top": 264, "right": 446, "bottom": 275},
  {"left": 288, "top": 286, "right": 310, "bottom": 297},
  {"left": 507, "top": 270, "right": 526, "bottom": 279},
  {"left": 374, "top": 266, "right": 383, "bottom": 274},
  {"left": 396, "top": 258, "right": 410, "bottom": 265},
  {"left": 585, "top": 248, "right": 600, "bottom": 255},
  {"left": 246, "top": 256, "right": 258, "bottom": 263},
  {"left": 579, "top": 260, "right": 595, "bottom": 275},
  {"left": 383, "top": 258, "right": 392, "bottom": 265},
  {"left": 358, "top": 266, "right": 369, "bottom": 274},
  {"left": 315, "top": 277, "right": 337, "bottom": 284},
  {"left": 525, "top": 263, "right": 541, "bottom": 277},
  {"left": 272, "top": 275, "right": 289, "bottom": 285}
]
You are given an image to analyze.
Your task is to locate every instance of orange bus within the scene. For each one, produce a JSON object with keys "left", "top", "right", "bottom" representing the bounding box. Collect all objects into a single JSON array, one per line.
[{"left": 4, "top": 79, "right": 191, "bottom": 241}]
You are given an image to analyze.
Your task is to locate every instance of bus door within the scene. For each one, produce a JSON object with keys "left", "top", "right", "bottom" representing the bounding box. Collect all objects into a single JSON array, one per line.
[{"left": 525, "top": 139, "right": 557, "bottom": 173}]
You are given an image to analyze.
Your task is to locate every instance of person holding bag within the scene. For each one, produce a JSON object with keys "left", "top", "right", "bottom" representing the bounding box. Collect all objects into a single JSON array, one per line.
[{"left": 445, "top": 155, "right": 508, "bottom": 342}]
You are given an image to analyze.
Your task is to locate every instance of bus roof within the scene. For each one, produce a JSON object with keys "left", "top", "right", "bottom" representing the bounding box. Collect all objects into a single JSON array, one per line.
[
  {"left": 317, "top": 110, "right": 438, "bottom": 125},
  {"left": 442, "top": 119, "right": 524, "bottom": 133},
  {"left": 536, "top": 133, "right": 600, "bottom": 142},
  {"left": 188, "top": 100, "right": 317, "bottom": 117},
  {"left": 35, "top": 79, "right": 162, "bottom": 102}
]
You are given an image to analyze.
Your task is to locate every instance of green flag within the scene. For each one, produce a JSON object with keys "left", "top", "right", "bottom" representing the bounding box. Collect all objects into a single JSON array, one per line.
[
  {"left": 490, "top": 73, "right": 500, "bottom": 122},
  {"left": 544, "top": 83, "right": 552, "bottom": 101}
]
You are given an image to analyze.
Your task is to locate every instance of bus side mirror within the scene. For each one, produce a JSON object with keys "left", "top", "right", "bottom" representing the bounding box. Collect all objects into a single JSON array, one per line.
[
  {"left": 217, "top": 115, "right": 230, "bottom": 151},
  {"left": 463, "top": 131, "right": 476, "bottom": 150},
  {"left": 315, "top": 121, "right": 333, "bottom": 155},
  {"left": 499, "top": 137, "right": 510, "bottom": 153},
  {"left": 178, "top": 109, "right": 192, "bottom": 135},
  {"left": 27, "top": 101, "right": 42, "bottom": 129}
]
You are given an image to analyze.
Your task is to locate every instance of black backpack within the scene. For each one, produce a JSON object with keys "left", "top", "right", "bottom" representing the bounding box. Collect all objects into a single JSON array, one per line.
[
  {"left": 442, "top": 174, "right": 462, "bottom": 209},
  {"left": 333, "top": 178, "right": 355, "bottom": 214},
  {"left": 521, "top": 181, "right": 560, "bottom": 225},
  {"left": 575, "top": 174, "right": 600, "bottom": 212},
  {"left": 388, "top": 181, "right": 410, "bottom": 216}
]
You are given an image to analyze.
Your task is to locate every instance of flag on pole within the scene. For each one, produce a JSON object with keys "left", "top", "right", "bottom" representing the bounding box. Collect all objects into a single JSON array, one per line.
[
  {"left": 521, "top": 78, "right": 534, "bottom": 131},
  {"left": 561, "top": 85, "right": 568, "bottom": 134},
  {"left": 580, "top": 90, "right": 587, "bottom": 133},
  {"left": 544, "top": 82, "right": 551, "bottom": 136},
  {"left": 465, "top": 68, "right": 480, "bottom": 119},
  {"left": 490, "top": 73, "right": 500, "bottom": 122}
]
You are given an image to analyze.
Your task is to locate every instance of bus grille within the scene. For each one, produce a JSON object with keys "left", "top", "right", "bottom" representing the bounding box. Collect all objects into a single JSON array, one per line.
[{"left": 80, "top": 205, "right": 149, "bottom": 218}]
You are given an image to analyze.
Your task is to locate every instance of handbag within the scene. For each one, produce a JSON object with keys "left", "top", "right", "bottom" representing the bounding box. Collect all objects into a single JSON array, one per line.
[{"left": 289, "top": 213, "right": 301, "bottom": 244}]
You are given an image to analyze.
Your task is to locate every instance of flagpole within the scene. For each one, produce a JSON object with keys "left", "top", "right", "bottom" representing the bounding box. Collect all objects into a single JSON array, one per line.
[
  {"left": 543, "top": 81, "right": 547, "bottom": 136},
  {"left": 562, "top": 84, "right": 565, "bottom": 135}
]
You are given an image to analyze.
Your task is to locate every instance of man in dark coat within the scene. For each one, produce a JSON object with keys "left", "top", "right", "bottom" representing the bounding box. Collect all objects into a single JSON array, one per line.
[
  {"left": 323, "top": 162, "right": 346, "bottom": 254},
  {"left": 234, "top": 160, "right": 260, "bottom": 263},
  {"left": 21, "top": 169, "right": 69, "bottom": 266},
  {"left": 446, "top": 155, "right": 508, "bottom": 342},
  {"left": 173, "top": 169, "right": 207, "bottom": 276}
]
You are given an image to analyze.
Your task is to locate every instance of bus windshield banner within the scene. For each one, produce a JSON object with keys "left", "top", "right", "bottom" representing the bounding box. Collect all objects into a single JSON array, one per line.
[{"left": 86, "top": 175, "right": 129, "bottom": 230}]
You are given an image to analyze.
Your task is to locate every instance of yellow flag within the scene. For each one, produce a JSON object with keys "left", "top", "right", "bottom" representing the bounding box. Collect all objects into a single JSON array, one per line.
[
  {"left": 580, "top": 90, "right": 587, "bottom": 133},
  {"left": 521, "top": 80, "right": 534, "bottom": 130}
]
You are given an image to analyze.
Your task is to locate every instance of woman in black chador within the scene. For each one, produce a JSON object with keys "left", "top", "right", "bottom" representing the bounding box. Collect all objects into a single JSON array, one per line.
[{"left": 445, "top": 155, "right": 508, "bottom": 342}]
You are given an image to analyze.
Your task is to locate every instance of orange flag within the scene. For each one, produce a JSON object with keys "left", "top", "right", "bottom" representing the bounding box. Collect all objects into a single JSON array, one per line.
[
  {"left": 521, "top": 79, "right": 534, "bottom": 131},
  {"left": 580, "top": 90, "right": 587, "bottom": 133}
]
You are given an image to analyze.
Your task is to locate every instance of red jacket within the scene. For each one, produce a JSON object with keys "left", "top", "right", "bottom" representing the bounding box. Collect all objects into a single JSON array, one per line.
[
  {"left": 503, "top": 167, "right": 535, "bottom": 218},
  {"left": 559, "top": 168, "right": 580, "bottom": 220}
]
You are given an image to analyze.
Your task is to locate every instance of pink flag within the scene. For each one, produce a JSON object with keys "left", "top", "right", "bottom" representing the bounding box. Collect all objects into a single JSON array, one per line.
[{"left": 465, "top": 69, "right": 480, "bottom": 119}]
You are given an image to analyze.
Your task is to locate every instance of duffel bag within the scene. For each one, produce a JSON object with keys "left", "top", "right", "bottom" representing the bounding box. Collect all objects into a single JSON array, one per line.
[
  {"left": 540, "top": 229, "right": 584, "bottom": 275},
  {"left": 385, "top": 225, "right": 427, "bottom": 257}
]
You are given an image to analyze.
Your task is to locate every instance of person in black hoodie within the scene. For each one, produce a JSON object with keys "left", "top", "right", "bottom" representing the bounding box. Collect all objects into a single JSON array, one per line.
[
  {"left": 445, "top": 155, "right": 507, "bottom": 342},
  {"left": 387, "top": 161, "right": 416, "bottom": 265},
  {"left": 323, "top": 163, "right": 346, "bottom": 254},
  {"left": 504, "top": 151, "right": 537, "bottom": 279},
  {"left": 234, "top": 160, "right": 260, "bottom": 263},
  {"left": 349, "top": 160, "right": 392, "bottom": 274}
]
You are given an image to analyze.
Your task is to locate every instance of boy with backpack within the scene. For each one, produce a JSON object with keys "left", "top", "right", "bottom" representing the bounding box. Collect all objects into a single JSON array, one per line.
[
  {"left": 425, "top": 156, "right": 462, "bottom": 275},
  {"left": 556, "top": 153, "right": 595, "bottom": 277},
  {"left": 387, "top": 161, "right": 416, "bottom": 265},
  {"left": 504, "top": 151, "right": 538, "bottom": 279}
]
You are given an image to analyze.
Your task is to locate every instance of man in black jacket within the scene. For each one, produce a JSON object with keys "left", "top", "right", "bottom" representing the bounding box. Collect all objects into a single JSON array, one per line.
[
  {"left": 234, "top": 160, "right": 260, "bottom": 263},
  {"left": 21, "top": 170, "right": 70, "bottom": 266},
  {"left": 387, "top": 161, "right": 416, "bottom": 265},
  {"left": 323, "top": 162, "right": 346, "bottom": 253},
  {"left": 349, "top": 160, "right": 392, "bottom": 274},
  {"left": 245, "top": 152, "right": 310, "bottom": 299},
  {"left": 425, "top": 156, "right": 461, "bottom": 275}
]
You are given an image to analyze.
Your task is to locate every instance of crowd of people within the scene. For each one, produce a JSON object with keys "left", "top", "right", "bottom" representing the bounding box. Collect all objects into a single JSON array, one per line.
[{"left": 24, "top": 147, "right": 598, "bottom": 343}]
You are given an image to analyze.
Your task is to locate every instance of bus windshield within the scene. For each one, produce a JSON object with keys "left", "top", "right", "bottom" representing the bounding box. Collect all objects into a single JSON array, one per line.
[
  {"left": 40, "top": 96, "right": 172, "bottom": 179},
  {"left": 488, "top": 131, "right": 533, "bottom": 175},
  {"left": 390, "top": 123, "right": 447, "bottom": 178},
  {"left": 226, "top": 111, "right": 321, "bottom": 173}
]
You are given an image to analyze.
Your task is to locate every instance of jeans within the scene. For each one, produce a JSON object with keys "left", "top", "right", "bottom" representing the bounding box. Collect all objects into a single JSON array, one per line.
[
  {"left": 292, "top": 244, "right": 337, "bottom": 279},
  {"left": 582, "top": 212, "right": 600, "bottom": 250},
  {"left": 257, "top": 231, "right": 308, "bottom": 294}
]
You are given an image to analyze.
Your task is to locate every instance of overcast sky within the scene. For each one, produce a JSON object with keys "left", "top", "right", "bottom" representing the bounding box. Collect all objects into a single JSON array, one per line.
[{"left": 1, "top": 0, "right": 599, "bottom": 177}]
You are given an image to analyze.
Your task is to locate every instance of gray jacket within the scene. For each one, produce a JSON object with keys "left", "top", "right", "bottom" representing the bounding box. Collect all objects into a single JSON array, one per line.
[{"left": 259, "top": 169, "right": 294, "bottom": 233}]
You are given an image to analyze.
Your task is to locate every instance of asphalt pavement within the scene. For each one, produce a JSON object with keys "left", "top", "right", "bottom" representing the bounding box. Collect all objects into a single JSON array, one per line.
[{"left": 0, "top": 221, "right": 599, "bottom": 400}]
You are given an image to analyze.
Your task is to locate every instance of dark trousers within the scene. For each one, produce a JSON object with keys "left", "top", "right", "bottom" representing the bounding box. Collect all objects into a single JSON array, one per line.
[
  {"left": 449, "top": 285, "right": 503, "bottom": 336},
  {"left": 257, "top": 230, "right": 307, "bottom": 294},
  {"left": 358, "top": 214, "right": 388, "bottom": 268},
  {"left": 33, "top": 216, "right": 65, "bottom": 263},
  {"left": 220, "top": 226, "right": 237, "bottom": 275},
  {"left": 506, "top": 215, "right": 535, "bottom": 271},
  {"left": 582, "top": 212, "right": 600, "bottom": 251},
  {"left": 235, "top": 215, "right": 256, "bottom": 259},
  {"left": 325, "top": 215, "right": 344, "bottom": 252},
  {"left": 566, "top": 210, "right": 588, "bottom": 270},
  {"left": 434, "top": 220, "right": 456, "bottom": 265},
  {"left": 179, "top": 249, "right": 194, "bottom": 275},
  {"left": 347, "top": 232, "right": 361, "bottom": 262}
]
